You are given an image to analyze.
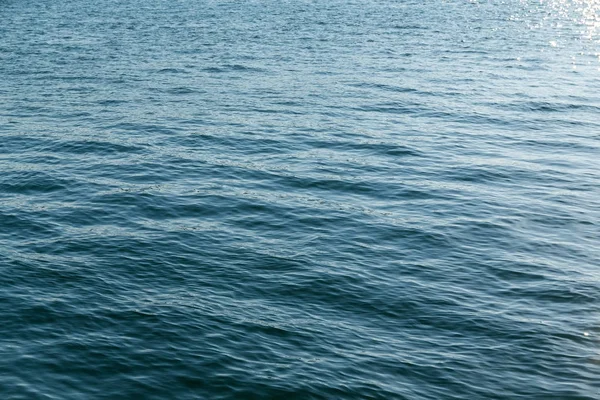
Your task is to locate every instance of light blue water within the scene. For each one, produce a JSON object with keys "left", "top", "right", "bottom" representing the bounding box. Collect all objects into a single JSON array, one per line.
[{"left": 1, "top": 0, "right": 599, "bottom": 398}]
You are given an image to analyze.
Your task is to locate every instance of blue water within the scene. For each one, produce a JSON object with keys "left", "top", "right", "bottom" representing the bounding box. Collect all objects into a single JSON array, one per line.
[{"left": 1, "top": 0, "right": 599, "bottom": 398}]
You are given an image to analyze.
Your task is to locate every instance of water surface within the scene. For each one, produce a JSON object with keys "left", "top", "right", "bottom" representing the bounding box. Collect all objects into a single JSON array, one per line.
[{"left": 1, "top": 0, "right": 599, "bottom": 398}]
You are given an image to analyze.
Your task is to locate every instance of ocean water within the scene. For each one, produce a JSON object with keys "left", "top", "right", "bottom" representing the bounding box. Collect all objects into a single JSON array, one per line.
[{"left": 1, "top": 0, "right": 599, "bottom": 398}]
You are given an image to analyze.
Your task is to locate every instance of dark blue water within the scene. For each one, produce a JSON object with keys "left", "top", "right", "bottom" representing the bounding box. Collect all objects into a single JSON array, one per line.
[{"left": 1, "top": 0, "right": 599, "bottom": 398}]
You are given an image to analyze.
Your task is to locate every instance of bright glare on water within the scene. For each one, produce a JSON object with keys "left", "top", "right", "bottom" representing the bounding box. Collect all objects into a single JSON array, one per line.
[{"left": 0, "top": 0, "right": 599, "bottom": 399}]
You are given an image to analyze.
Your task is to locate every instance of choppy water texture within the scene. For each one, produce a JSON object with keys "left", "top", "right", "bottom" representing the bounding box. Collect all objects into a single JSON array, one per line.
[{"left": 1, "top": 0, "right": 600, "bottom": 398}]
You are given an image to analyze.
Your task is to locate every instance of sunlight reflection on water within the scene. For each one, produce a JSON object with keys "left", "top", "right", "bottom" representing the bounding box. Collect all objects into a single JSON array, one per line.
[{"left": 521, "top": 0, "right": 600, "bottom": 68}]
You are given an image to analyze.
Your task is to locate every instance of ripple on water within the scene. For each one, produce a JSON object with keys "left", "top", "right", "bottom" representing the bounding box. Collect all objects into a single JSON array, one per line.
[{"left": 1, "top": 0, "right": 599, "bottom": 399}]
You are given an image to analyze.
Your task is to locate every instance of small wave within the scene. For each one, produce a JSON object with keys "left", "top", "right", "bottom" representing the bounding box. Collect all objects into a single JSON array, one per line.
[
  {"left": 202, "top": 64, "right": 266, "bottom": 73},
  {"left": 48, "top": 140, "right": 144, "bottom": 155}
]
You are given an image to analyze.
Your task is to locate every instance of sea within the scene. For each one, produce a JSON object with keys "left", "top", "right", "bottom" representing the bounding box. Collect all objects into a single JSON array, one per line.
[{"left": 1, "top": 0, "right": 599, "bottom": 398}]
